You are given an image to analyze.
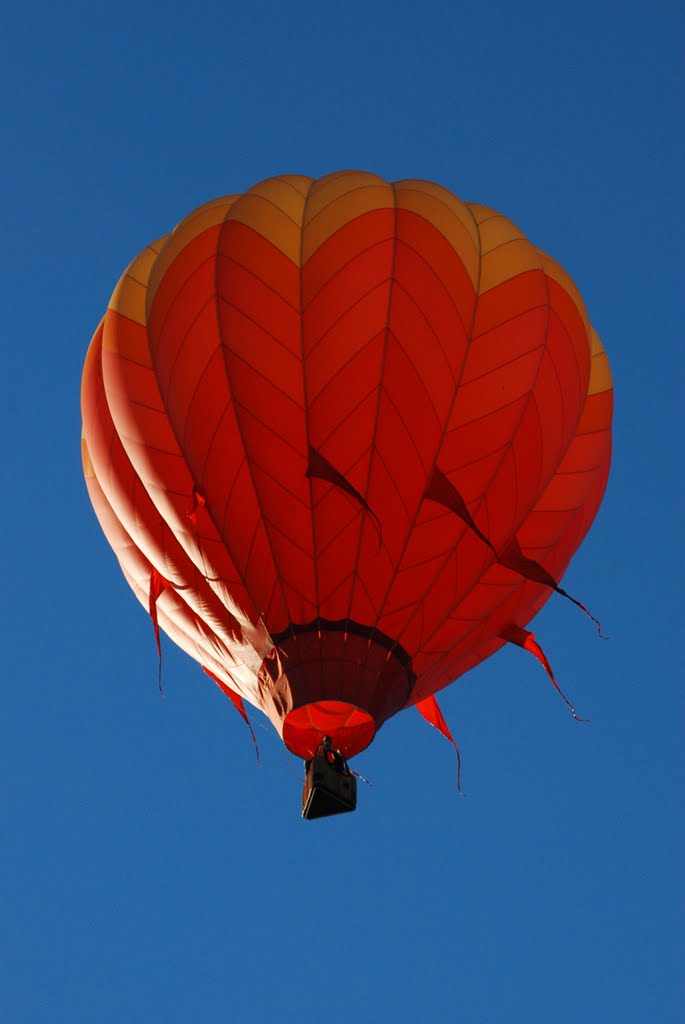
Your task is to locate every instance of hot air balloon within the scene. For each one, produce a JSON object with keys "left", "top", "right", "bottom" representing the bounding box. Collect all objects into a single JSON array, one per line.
[{"left": 81, "top": 172, "right": 612, "bottom": 818}]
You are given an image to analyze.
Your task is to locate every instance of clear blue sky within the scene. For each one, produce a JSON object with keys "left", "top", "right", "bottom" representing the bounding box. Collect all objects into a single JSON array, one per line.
[{"left": 2, "top": 3, "right": 683, "bottom": 1021}]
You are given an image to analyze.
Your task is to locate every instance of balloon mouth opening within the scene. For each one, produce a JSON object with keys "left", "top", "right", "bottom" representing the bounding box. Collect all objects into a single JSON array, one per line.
[{"left": 282, "top": 701, "right": 376, "bottom": 760}]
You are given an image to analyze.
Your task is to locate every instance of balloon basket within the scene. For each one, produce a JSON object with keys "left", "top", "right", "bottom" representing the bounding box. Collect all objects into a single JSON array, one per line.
[{"left": 302, "top": 738, "right": 357, "bottom": 820}]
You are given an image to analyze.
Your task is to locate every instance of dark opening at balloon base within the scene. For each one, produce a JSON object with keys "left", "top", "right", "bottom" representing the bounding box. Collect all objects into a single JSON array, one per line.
[{"left": 302, "top": 739, "right": 357, "bottom": 820}]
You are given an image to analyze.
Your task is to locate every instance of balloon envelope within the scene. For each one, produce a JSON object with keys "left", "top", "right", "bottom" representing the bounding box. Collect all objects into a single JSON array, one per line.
[{"left": 81, "top": 172, "right": 612, "bottom": 761}]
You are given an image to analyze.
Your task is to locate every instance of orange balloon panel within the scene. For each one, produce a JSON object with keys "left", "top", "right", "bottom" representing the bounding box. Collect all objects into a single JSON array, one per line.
[{"left": 81, "top": 172, "right": 612, "bottom": 759}]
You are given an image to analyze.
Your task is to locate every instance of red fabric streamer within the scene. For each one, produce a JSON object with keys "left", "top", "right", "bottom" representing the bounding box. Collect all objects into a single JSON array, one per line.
[
  {"left": 500, "top": 624, "right": 589, "bottom": 722},
  {"left": 500, "top": 539, "right": 605, "bottom": 637},
  {"left": 416, "top": 695, "right": 463, "bottom": 793},
  {"left": 148, "top": 568, "right": 171, "bottom": 695},
  {"left": 185, "top": 488, "right": 225, "bottom": 583},
  {"left": 426, "top": 471, "right": 605, "bottom": 636},
  {"left": 202, "top": 666, "right": 260, "bottom": 764},
  {"left": 186, "top": 487, "right": 206, "bottom": 526},
  {"left": 306, "top": 445, "right": 382, "bottom": 551}
]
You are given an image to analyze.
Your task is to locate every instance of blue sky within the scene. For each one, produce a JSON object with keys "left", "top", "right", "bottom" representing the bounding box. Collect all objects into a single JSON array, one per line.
[{"left": 2, "top": 3, "right": 683, "bottom": 1021}]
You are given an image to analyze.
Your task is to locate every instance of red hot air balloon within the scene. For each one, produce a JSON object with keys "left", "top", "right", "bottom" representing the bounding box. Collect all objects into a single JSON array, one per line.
[{"left": 81, "top": 172, "right": 613, "bottom": 817}]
